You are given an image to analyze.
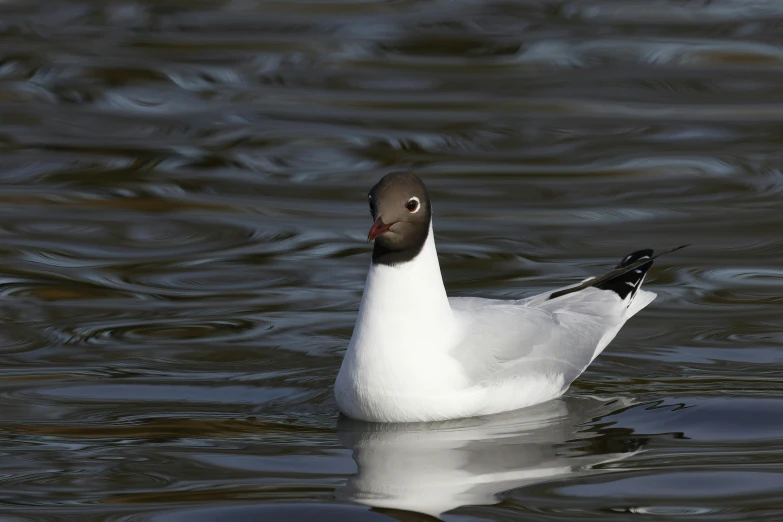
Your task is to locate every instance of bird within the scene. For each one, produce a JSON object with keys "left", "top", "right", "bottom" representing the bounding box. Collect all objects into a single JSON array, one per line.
[{"left": 334, "top": 171, "right": 685, "bottom": 423}]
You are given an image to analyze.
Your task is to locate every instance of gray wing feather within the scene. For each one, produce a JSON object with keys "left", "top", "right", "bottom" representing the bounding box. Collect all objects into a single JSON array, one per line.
[{"left": 448, "top": 287, "right": 625, "bottom": 388}]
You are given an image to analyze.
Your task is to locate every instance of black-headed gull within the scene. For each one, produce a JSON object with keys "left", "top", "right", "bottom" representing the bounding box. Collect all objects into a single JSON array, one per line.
[{"left": 335, "top": 171, "right": 684, "bottom": 423}]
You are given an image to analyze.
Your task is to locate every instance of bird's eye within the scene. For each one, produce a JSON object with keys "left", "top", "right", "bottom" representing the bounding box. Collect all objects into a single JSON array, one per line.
[
  {"left": 405, "top": 197, "right": 420, "bottom": 213},
  {"left": 368, "top": 195, "right": 375, "bottom": 214}
]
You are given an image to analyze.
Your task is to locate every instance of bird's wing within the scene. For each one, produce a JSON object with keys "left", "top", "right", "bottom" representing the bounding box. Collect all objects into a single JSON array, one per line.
[
  {"left": 446, "top": 245, "right": 687, "bottom": 388},
  {"left": 448, "top": 287, "right": 635, "bottom": 387}
]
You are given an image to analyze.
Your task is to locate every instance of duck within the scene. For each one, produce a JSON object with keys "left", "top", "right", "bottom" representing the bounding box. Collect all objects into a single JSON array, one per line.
[{"left": 335, "top": 171, "right": 683, "bottom": 423}]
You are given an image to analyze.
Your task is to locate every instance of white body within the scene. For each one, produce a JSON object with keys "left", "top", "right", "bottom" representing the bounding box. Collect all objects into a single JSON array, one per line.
[{"left": 335, "top": 227, "right": 655, "bottom": 423}]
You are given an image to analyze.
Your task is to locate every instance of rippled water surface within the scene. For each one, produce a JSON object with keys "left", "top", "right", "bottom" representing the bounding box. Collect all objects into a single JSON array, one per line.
[{"left": 1, "top": 0, "right": 783, "bottom": 520}]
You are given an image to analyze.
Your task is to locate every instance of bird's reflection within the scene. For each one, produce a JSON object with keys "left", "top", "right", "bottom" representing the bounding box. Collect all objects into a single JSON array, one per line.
[{"left": 337, "top": 396, "right": 641, "bottom": 518}]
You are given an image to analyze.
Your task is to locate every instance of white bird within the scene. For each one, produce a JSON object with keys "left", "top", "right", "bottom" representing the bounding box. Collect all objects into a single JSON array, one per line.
[{"left": 335, "top": 171, "right": 684, "bottom": 423}]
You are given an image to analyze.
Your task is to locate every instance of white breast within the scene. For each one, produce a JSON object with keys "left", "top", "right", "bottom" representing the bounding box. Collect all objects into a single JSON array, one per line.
[{"left": 335, "top": 225, "right": 473, "bottom": 422}]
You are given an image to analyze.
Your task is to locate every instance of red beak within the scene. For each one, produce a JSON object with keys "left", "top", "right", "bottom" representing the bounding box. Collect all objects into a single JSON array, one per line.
[{"left": 367, "top": 217, "right": 393, "bottom": 242}]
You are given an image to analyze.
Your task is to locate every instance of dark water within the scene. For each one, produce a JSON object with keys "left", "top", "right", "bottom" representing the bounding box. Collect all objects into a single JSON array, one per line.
[{"left": 1, "top": 0, "right": 782, "bottom": 520}]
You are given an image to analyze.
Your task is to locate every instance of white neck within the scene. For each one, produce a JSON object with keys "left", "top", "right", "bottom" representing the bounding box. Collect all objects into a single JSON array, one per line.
[{"left": 339, "top": 224, "right": 461, "bottom": 395}]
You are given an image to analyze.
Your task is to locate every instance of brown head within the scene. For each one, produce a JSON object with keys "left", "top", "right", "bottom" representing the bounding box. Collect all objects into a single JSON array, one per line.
[{"left": 366, "top": 171, "right": 432, "bottom": 266}]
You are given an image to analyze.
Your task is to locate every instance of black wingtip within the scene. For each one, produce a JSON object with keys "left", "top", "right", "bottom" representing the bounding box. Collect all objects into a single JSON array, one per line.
[
  {"left": 547, "top": 244, "right": 688, "bottom": 302},
  {"left": 597, "top": 249, "right": 654, "bottom": 300},
  {"left": 616, "top": 248, "right": 654, "bottom": 269}
]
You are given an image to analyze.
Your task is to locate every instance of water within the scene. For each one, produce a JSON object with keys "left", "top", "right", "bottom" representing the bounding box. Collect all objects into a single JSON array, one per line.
[{"left": 1, "top": 0, "right": 782, "bottom": 520}]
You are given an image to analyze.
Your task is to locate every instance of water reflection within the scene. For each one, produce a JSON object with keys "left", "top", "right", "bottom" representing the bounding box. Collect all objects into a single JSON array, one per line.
[{"left": 337, "top": 397, "right": 640, "bottom": 517}]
